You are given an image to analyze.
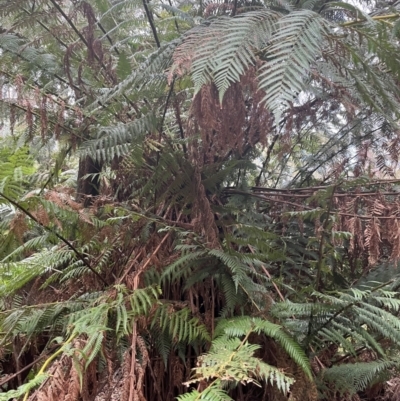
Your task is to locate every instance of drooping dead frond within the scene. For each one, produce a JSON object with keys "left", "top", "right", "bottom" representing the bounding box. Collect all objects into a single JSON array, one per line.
[
  {"left": 189, "top": 70, "right": 272, "bottom": 162},
  {"left": 28, "top": 339, "right": 98, "bottom": 401}
]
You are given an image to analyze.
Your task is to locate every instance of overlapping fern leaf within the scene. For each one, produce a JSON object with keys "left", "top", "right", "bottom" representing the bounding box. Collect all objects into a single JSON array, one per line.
[
  {"left": 258, "top": 10, "right": 327, "bottom": 120},
  {"left": 178, "top": 316, "right": 310, "bottom": 400},
  {"left": 171, "top": 10, "right": 281, "bottom": 98},
  {"left": 272, "top": 285, "right": 400, "bottom": 376},
  {"left": 322, "top": 359, "right": 400, "bottom": 396},
  {"left": 2, "top": 0, "right": 400, "bottom": 400},
  {"left": 170, "top": 1, "right": 400, "bottom": 123}
]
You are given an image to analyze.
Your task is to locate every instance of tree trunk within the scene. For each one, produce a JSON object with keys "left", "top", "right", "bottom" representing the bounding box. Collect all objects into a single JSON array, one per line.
[{"left": 76, "top": 156, "right": 102, "bottom": 207}]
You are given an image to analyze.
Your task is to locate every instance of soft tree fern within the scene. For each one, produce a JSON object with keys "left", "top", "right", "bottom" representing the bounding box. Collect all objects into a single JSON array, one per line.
[{"left": 1, "top": 0, "right": 400, "bottom": 400}]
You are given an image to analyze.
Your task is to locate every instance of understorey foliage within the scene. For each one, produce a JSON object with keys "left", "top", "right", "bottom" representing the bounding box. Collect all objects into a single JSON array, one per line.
[{"left": 1, "top": 0, "right": 400, "bottom": 400}]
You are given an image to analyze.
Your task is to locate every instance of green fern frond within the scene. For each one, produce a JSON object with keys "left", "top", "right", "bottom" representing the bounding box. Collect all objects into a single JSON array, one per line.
[
  {"left": 215, "top": 316, "right": 312, "bottom": 380},
  {"left": 322, "top": 359, "right": 399, "bottom": 395},
  {"left": 208, "top": 249, "right": 249, "bottom": 288},
  {"left": 181, "top": 316, "right": 299, "bottom": 401},
  {"left": 82, "top": 330, "right": 104, "bottom": 368},
  {"left": 218, "top": 273, "right": 247, "bottom": 316},
  {"left": 259, "top": 10, "right": 327, "bottom": 122},
  {"left": 91, "top": 40, "right": 180, "bottom": 110},
  {"left": 0, "top": 256, "right": 49, "bottom": 297},
  {"left": 153, "top": 305, "right": 210, "bottom": 344},
  {"left": 178, "top": 384, "right": 233, "bottom": 401},
  {"left": 319, "top": 326, "right": 356, "bottom": 355},
  {"left": 353, "top": 324, "right": 386, "bottom": 358},
  {"left": 161, "top": 250, "right": 207, "bottom": 282},
  {"left": 80, "top": 113, "right": 158, "bottom": 162},
  {"left": 273, "top": 284, "right": 400, "bottom": 363},
  {"left": 0, "top": 373, "right": 48, "bottom": 401},
  {"left": 151, "top": 326, "right": 172, "bottom": 365},
  {"left": 127, "top": 285, "right": 162, "bottom": 316},
  {"left": 173, "top": 10, "right": 281, "bottom": 99},
  {"left": 0, "top": 233, "right": 52, "bottom": 263}
]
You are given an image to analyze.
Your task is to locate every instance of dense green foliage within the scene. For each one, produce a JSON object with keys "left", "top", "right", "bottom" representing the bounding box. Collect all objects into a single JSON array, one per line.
[{"left": 2, "top": 0, "right": 400, "bottom": 400}]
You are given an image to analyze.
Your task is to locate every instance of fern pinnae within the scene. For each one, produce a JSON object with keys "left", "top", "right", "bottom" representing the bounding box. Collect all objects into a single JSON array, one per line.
[
  {"left": 151, "top": 325, "right": 172, "bottom": 365},
  {"left": 322, "top": 359, "right": 399, "bottom": 395},
  {"left": 354, "top": 307, "right": 400, "bottom": 345},
  {"left": 210, "top": 11, "right": 280, "bottom": 101},
  {"left": 161, "top": 250, "right": 207, "bottom": 283},
  {"left": 127, "top": 285, "right": 161, "bottom": 316},
  {"left": 354, "top": 324, "right": 386, "bottom": 358},
  {"left": 218, "top": 273, "right": 246, "bottom": 316},
  {"left": 319, "top": 326, "right": 356, "bottom": 355},
  {"left": 159, "top": 4, "right": 197, "bottom": 27},
  {"left": 208, "top": 249, "right": 249, "bottom": 284},
  {"left": 80, "top": 113, "right": 158, "bottom": 163},
  {"left": 0, "top": 373, "right": 48, "bottom": 401},
  {"left": 0, "top": 233, "right": 48, "bottom": 262},
  {"left": 374, "top": 295, "right": 400, "bottom": 311},
  {"left": 0, "top": 262, "right": 47, "bottom": 297},
  {"left": 90, "top": 40, "right": 180, "bottom": 111},
  {"left": 115, "top": 297, "right": 130, "bottom": 340},
  {"left": 178, "top": 386, "right": 232, "bottom": 401},
  {"left": 0, "top": 308, "right": 26, "bottom": 345},
  {"left": 330, "top": 319, "right": 370, "bottom": 350},
  {"left": 183, "top": 264, "right": 219, "bottom": 289},
  {"left": 258, "top": 10, "right": 327, "bottom": 122},
  {"left": 216, "top": 316, "right": 312, "bottom": 379},
  {"left": 82, "top": 330, "right": 104, "bottom": 368},
  {"left": 182, "top": 317, "right": 298, "bottom": 400}
]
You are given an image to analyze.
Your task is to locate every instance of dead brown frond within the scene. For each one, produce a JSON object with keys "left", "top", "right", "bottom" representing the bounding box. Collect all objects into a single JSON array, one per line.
[
  {"left": 382, "top": 377, "right": 400, "bottom": 401},
  {"left": 28, "top": 339, "right": 98, "bottom": 401},
  {"left": 184, "top": 67, "right": 271, "bottom": 164},
  {"left": 45, "top": 189, "right": 81, "bottom": 211},
  {"left": 244, "top": 181, "right": 400, "bottom": 267},
  {"left": 9, "top": 212, "right": 28, "bottom": 243},
  {"left": 32, "top": 206, "right": 50, "bottom": 227}
]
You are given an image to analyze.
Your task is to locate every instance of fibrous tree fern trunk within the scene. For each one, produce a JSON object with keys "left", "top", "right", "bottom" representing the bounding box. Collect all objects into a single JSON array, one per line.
[{"left": 76, "top": 155, "right": 102, "bottom": 206}]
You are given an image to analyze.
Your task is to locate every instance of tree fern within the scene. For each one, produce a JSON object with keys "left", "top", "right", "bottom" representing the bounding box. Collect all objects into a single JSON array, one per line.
[{"left": 2, "top": 0, "right": 400, "bottom": 400}]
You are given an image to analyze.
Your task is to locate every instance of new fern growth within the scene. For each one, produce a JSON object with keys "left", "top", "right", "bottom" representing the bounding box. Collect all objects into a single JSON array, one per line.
[{"left": 178, "top": 316, "right": 311, "bottom": 401}]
